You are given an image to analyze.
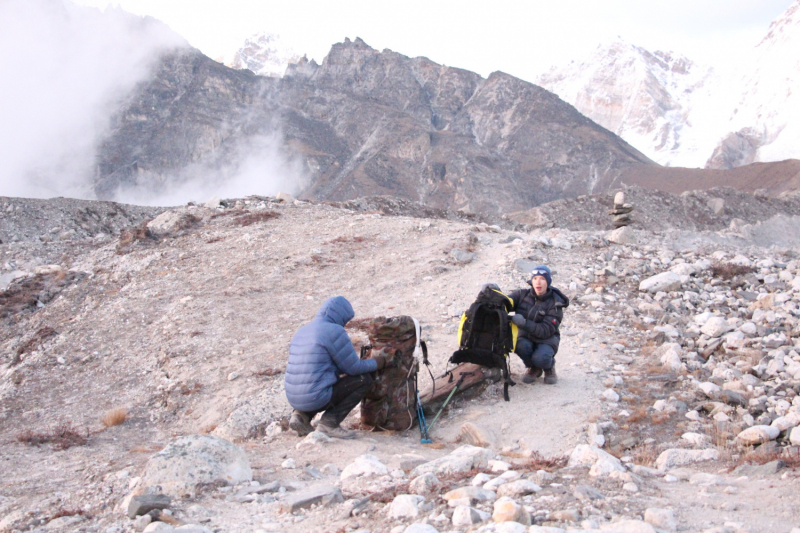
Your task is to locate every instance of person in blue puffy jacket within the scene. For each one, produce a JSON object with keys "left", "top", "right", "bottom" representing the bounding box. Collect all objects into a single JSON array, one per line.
[{"left": 285, "top": 296, "right": 390, "bottom": 439}]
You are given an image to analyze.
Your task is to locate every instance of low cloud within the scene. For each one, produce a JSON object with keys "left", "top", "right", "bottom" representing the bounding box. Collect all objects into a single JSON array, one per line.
[{"left": 0, "top": 0, "right": 306, "bottom": 206}]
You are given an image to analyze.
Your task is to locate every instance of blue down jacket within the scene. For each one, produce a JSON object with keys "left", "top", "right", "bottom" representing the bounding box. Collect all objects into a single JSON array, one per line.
[{"left": 284, "top": 296, "right": 377, "bottom": 412}]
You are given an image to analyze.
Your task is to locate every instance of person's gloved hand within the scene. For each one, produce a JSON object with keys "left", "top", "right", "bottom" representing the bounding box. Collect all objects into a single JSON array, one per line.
[
  {"left": 372, "top": 354, "right": 389, "bottom": 370},
  {"left": 511, "top": 314, "right": 526, "bottom": 327}
]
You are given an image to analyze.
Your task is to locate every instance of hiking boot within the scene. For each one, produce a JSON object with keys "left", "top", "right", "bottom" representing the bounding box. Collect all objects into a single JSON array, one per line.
[
  {"left": 316, "top": 423, "right": 356, "bottom": 440},
  {"left": 544, "top": 367, "right": 558, "bottom": 385},
  {"left": 289, "top": 411, "right": 314, "bottom": 437},
  {"left": 521, "top": 367, "right": 542, "bottom": 384}
]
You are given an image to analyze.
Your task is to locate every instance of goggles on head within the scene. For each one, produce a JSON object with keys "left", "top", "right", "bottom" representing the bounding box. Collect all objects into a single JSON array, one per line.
[{"left": 531, "top": 269, "right": 549, "bottom": 277}]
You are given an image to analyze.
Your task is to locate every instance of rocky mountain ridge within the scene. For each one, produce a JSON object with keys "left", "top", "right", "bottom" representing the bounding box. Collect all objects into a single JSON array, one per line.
[{"left": 95, "top": 37, "right": 653, "bottom": 214}]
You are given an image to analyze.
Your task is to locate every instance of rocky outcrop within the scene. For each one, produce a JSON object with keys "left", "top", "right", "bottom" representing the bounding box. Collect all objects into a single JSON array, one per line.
[{"left": 95, "top": 38, "right": 652, "bottom": 214}]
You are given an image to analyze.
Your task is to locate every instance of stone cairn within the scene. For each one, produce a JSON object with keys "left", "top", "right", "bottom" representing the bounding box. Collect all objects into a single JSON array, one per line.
[{"left": 610, "top": 191, "right": 634, "bottom": 228}]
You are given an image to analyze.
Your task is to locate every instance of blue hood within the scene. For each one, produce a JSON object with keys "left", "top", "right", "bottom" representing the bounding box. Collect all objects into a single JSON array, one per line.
[{"left": 314, "top": 296, "right": 354, "bottom": 326}]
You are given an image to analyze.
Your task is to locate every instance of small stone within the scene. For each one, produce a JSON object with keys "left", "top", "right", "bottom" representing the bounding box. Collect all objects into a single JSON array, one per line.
[
  {"left": 601, "top": 520, "right": 657, "bottom": 532},
  {"left": 492, "top": 497, "right": 530, "bottom": 525},
  {"left": 644, "top": 508, "right": 676, "bottom": 531},
  {"left": 489, "top": 459, "right": 511, "bottom": 472},
  {"left": 280, "top": 485, "right": 344, "bottom": 513},
  {"left": 403, "top": 524, "right": 438, "bottom": 533},
  {"left": 549, "top": 508, "right": 580, "bottom": 522},
  {"left": 459, "top": 422, "right": 496, "bottom": 448},
  {"left": 388, "top": 494, "right": 425, "bottom": 519},
  {"left": 471, "top": 472, "right": 494, "bottom": 486},
  {"left": 622, "top": 482, "right": 639, "bottom": 492},
  {"left": 602, "top": 389, "right": 620, "bottom": 402},
  {"left": 701, "top": 317, "right": 732, "bottom": 338},
  {"left": 639, "top": 272, "right": 682, "bottom": 293},
  {"left": 340, "top": 454, "right": 388, "bottom": 479},
  {"left": 127, "top": 494, "right": 172, "bottom": 519},
  {"left": 143, "top": 523, "right": 173, "bottom": 532},
  {"left": 451, "top": 505, "right": 490, "bottom": 527},
  {"left": 791, "top": 427, "right": 800, "bottom": 446},
  {"left": 132, "top": 514, "right": 152, "bottom": 532},
  {"left": 295, "top": 431, "right": 332, "bottom": 451},
  {"left": 409, "top": 473, "right": 439, "bottom": 495},
  {"left": 281, "top": 458, "right": 297, "bottom": 469},
  {"left": 494, "top": 522, "right": 529, "bottom": 533},
  {"left": 443, "top": 486, "right": 496, "bottom": 504},
  {"left": 655, "top": 448, "right": 719, "bottom": 470},
  {"left": 573, "top": 484, "right": 604, "bottom": 501},
  {"left": 732, "top": 460, "right": 785, "bottom": 477},
  {"left": 496, "top": 479, "right": 542, "bottom": 498}
]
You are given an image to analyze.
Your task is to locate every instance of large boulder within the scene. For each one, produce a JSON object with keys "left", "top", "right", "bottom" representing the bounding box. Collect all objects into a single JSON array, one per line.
[
  {"left": 140, "top": 435, "right": 252, "bottom": 497},
  {"left": 212, "top": 389, "right": 279, "bottom": 442},
  {"left": 654, "top": 448, "right": 719, "bottom": 471},
  {"left": 639, "top": 272, "right": 682, "bottom": 293}
]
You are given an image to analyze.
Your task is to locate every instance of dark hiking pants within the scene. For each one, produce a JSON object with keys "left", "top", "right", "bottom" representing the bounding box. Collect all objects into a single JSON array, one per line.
[
  {"left": 515, "top": 337, "right": 555, "bottom": 370},
  {"left": 305, "top": 373, "right": 374, "bottom": 427}
]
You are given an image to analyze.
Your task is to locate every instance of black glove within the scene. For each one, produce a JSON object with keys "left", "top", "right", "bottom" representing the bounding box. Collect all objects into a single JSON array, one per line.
[
  {"left": 481, "top": 283, "right": 500, "bottom": 291},
  {"left": 372, "top": 354, "right": 388, "bottom": 370},
  {"left": 511, "top": 314, "right": 526, "bottom": 327}
]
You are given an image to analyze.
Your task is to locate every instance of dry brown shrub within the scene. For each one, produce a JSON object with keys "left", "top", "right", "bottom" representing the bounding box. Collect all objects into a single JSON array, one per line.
[
  {"left": 13, "top": 326, "right": 58, "bottom": 362},
  {"left": 180, "top": 382, "right": 202, "bottom": 395},
  {"left": 200, "top": 424, "right": 217, "bottom": 434},
  {"left": 650, "top": 412, "right": 671, "bottom": 424},
  {"left": 233, "top": 210, "right": 280, "bottom": 227},
  {"left": 17, "top": 423, "right": 88, "bottom": 450},
  {"left": 101, "top": 408, "right": 128, "bottom": 427},
  {"left": 50, "top": 508, "right": 85, "bottom": 520},
  {"left": 253, "top": 367, "right": 283, "bottom": 377},
  {"left": 625, "top": 407, "right": 649, "bottom": 424},
  {"left": 329, "top": 235, "right": 366, "bottom": 244},
  {"left": 711, "top": 262, "right": 755, "bottom": 280},
  {"left": 631, "top": 442, "right": 659, "bottom": 467},
  {"left": 520, "top": 451, "right": 568, "bottom": 472}
]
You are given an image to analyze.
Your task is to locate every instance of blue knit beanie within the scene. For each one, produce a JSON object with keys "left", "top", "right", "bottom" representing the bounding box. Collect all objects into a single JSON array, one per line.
[{"left": 529, "top": 265, "right": 552, "bottom": 286}]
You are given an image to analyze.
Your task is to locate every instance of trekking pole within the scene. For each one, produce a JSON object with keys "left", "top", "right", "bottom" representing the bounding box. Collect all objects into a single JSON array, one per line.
[
  {"left": 426, "top": 371, "right": 473, "bottom": 434},
  {"left": 417, "top": 390, "right": 432, "bottom": 444}
]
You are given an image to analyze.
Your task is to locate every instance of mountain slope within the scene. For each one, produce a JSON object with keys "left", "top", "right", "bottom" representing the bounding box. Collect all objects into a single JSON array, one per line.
[
  {"left": 95, "top": 38, "right": 653, "bottom": 214},
  {"left": 707, "top": 0, "right": 800, "bottom": 169},
  {"left": 536, "top": 41, "right": 721, "bottom": 168}
]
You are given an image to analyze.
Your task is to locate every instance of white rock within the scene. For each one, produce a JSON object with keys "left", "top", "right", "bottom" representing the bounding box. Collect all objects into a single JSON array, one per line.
[
  {"left": 388, "top": 494, "right": 425, "bottom": 519},
  {"left": 471, "top": 473, "right": 494, "bottom": 486},
  {"left": 143, "top": 523, "right": 174, "bottom": 532},
  {"left": 655, "top": 448, "right": 719, "bottom": 470},
  {"left": 697, "top": 382, "right": 721, "bottom": 397},
  {"left": 489, "top": 460, "right": 511, "bottom": 472},
  {"left": 590, "top": 456, "right": 626, "bottom": 477},
  {"left": 599, "top": 520, "right": 656, "bottom": 532},
  {"left": 644, "top": 508, "right": 676, "bottom": 531},
  {"left": 295, "top": 431, "right": 332, "bottom": 450},
  {"left": 410, "top": 445, "right": 494, "bottom": 477},
  {"left": 736, "top": 425, "right": 780, "bottom": 445},
  {"left": 140, "top": 435, "right": 252, "bottom": 497},
  {"left": 492, "top": 496, "right": 530, "bottom": 525},
  {"left": 409, "top": 473, "right": 439, "bottom": 494},
  {"left": 530, "top": 527, "right": 567, "bottom": 533},
  {"left": 494, "top": 522, "right": 529, "bottom": 533},
  {"left": 639, "top": 272, "right": 682, "bottom": 293},
  {"left": 681, "top": 432, "right": 709, "bottom": 446},
  {"left": 730, "top": 255, "right": 752, "bottom": 267},
  {"left": 739, "top": 322, "right": 758, "bottom": 335},
  {"left": 700, "top": 317, "right": 732, "bottom": 338},
  {"left": 790, "top": 427, "right": 800, "bottom": 446},
  {"left": 771, "top": 411, "right": 800, "bottom": 432},
  {"left": 622, "top": 482, "right": 639, "bottom": 492},
  {"left": 602, "top": 389, "right": 620, "bottom": 402},
  {"left": 693, "top": 311, "right": 713, "bottom": 325},
  {"left": 451, "top": 505, "right": 490, "bottom": 527},
  {"left": 341, "top": 454, "right": 389, "bottom": 480},
  {"left": 496, "top": 480, "right": 542, "bottom": 498},
  {"left": 400, "top": 523, "right": 439, "bottom": 533},
  {"left": 609, "top": 226, "right": 638, "bottom": 245}
]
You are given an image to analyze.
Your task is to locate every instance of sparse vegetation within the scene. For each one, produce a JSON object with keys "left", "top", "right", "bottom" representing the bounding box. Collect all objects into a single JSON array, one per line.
[
  {"left": 100, "top": 408, "right": 128, "bottom": 427},
  {"left": 17, "top": 423, "right": 89, "bottom": 450},
  {"left": 710, "top": 261, "right": 755, "bottom": 280},
  {"left": 233, "top": 210, "right": 280, "bottom": 226}
]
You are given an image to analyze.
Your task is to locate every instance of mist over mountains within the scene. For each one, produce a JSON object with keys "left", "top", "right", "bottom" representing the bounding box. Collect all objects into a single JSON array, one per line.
[{"left": 0, "top": 0, "right": 186, "bottom": 200}]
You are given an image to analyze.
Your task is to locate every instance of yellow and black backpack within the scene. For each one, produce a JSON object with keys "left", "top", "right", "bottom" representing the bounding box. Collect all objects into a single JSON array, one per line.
[{"left": 450, "top": 285, "right": 519, "bottom": 401}]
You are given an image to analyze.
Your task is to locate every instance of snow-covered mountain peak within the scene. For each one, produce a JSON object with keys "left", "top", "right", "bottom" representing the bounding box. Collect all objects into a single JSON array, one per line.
[
  {"left": 536, "top": 40, "right": 716, "bottom": 167},
  {"left": 226, "top": 32, "right": 301, "bottom": 77}
]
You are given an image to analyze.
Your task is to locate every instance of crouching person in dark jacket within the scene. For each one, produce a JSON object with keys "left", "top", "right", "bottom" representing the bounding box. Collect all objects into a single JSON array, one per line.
[
  {"left": 508, "top": 265, "right": 570, "bottom": 385},
  {"left": 285, "top": 296, "right": 389, "bottom": 439}
]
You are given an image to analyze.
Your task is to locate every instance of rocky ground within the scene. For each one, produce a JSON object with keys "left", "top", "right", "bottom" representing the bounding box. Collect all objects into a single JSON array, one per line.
[{"left": 1, "top": 191, "right": 800, "bottom": 533}]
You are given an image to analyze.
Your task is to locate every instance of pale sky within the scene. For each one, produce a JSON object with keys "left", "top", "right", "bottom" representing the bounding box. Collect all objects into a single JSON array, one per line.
[{"left": 72, "top": 0, "right": 795, "bottom": 82}]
